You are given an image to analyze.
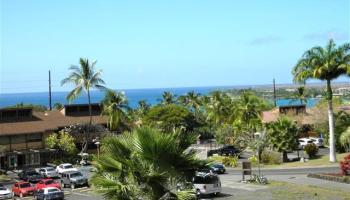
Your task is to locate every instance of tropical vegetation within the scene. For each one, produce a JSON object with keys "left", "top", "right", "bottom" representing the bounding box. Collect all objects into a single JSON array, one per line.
[{"left": 90, "top": 127, "right": 205, "bottom": 200}]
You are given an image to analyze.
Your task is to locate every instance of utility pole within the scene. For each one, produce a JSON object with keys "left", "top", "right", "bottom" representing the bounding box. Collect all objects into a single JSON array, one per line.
[
  {"left": 49, "top": 70, "right": 52, "bottom": 110},
  {"left": 273, "top": 78, "right": 276, "bottom": 107}
]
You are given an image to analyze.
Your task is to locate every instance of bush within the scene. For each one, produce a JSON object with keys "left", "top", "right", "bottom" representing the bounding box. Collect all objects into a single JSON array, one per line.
[
  {"left": 340, "top": 154, "right": 350, "bottom": 176},
  {"left": 261, "top": 150, "right": 282, "bottom": 165},
  {"left": 222, "top": 156, "right": 238, "bottom": 167},
  {"left": 304, "top": 143, "right": 318, "bottom": 159},
  {"left": 248, "top": 155, "right": 258, "bottom": 167}
]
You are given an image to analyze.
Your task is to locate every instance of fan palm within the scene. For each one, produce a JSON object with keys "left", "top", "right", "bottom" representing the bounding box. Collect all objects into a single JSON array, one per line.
[
  {"left": 267, "top": 117, "right": 299, "bottom": 162},
  {"left": 101, "top": 90, "right": 130, "bottom": 132},
  {"left": 292, "top": 39, "right": 350, "bottom": 162},
  {"left": 90, "top": 127, "right": 205, "bottom": 200},
  {"left": 61, "top": 58, "right": 106, "bottom": 152}
]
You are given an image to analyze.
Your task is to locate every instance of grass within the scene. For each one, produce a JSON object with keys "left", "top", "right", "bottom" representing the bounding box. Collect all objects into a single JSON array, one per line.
[
  {"left": 262, "top": 153, "right": 348, "bottom": 169},
  {"left": 267, "top": 181, "right": 350, "bottom": 200},
  {"left": 207, "top": 153, "right": 349, "bottom": 169}
]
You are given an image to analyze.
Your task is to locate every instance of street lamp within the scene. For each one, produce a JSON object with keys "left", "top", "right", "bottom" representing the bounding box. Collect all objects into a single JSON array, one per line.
[
  {"left": 254, "top": 132, "right": 262, "bottom": 178},
  {"left": 95, "top": 141, "right": 100, "bottom": 158}
]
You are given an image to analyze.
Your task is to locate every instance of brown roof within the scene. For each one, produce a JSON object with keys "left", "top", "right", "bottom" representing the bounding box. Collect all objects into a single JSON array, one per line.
[
  {"left": 262, "top": 108, "right": 315, "bottom": 124},
  {"left": 0, "top": 110, "right": 107, "bottom": 135}
]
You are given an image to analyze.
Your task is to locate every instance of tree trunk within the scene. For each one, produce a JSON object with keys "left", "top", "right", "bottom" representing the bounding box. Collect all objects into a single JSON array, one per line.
[
  {"left": 282, "top": 151, "right": 288, "bottom": 163},
  {"left": 82, "top": 89, "right": 92, "bottom": 154},
  {"left": 327, "top": 80, "right": 337, "bottom": 162}
]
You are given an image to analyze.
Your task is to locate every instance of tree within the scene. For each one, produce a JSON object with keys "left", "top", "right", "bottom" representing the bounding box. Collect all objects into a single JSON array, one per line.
[
  {"left": 61, "top": 58, "right": 106, "bottom": 153},
  {"left": 136, "top": 100, "right": 150, "bottom": 120},
  {"left": 101, "top": 90, "right": 130, "bottom": 132},
  {"left": 340, "top": 127, "right": 350, "bottom": 152},
  {"left": 204, "top": 91, "right": 232, "bottom": 125},
  {"left": 232, "top": 92, "right": 265, "bottom": 131},
  {"left": 267, "top": 117, "right": 298, "bottom": 162},
  {"left": 143, "top": 104, "right": 198, "bottom": 133},
  {"left": 292, "top": 39, "right": 350, "bottom": 162},
  {"left": 161, "top": 91, "right": 175, "bottom": 105},
  {"left": 290, "top": 86, "right": 308, "bottom": 105},
  {"left": 45, "top": 131, "right": 77, "bottom": 159},
  {"left": 179, "top": 91, "right": 202, "bottom": 113},
  {"left": 53, "top": 103, "right": 63, "bottom": 110},
  {"left": 90, "top": 127, "right": 205, "bottom": 200}
]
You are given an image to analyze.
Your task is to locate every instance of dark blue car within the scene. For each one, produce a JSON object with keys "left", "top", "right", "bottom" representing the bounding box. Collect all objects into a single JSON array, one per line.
[{"left": 34, "top": 187, "right": 64, "bottom": 200}]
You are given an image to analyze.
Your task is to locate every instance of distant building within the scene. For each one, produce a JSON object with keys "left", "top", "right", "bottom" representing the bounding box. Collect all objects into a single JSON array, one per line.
[{"left": 0, "top": 104, "right": 106, "bottom": 170}]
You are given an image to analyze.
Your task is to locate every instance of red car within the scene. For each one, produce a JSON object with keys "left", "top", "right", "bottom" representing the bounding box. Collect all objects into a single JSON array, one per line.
[
  {"left": 35, "top": 179, "right": 61, "bottom": 190},
  {"left": 12, "top": 181, "right": 35, "bottom": 197}
]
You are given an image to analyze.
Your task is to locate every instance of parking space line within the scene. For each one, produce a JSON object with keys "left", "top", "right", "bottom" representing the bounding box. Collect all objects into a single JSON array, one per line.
[{"left": 71, "top": 192, "right": 91, "bottom": 197}]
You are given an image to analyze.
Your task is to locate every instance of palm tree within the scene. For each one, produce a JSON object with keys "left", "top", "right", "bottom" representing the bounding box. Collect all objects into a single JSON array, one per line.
[
  {"left": 290, "top": 86, "right": 308, "bottom": 105},
  {"left": 204, "top": 91, "right": 232, "bottom": 125},
  {"left": 267, "top": 117, "right": 299, "bottom": 162},
  {"left": 233, "top": 92, "right": 264, "bottom": 130},
  {"left": 61, "top": 58, "right": 106, "bottom": 153},
  {"left": 161, "top": 91, "right": 175, "bottom": 105},
  {"left": 101, "top": 90, "right": 130, "bottom": 132},
  {"left": 292, "top": 39, "right": 350, "bottom": 162},
  {"left": 90, "top": 127, "right": 205, "bottom": 200}
]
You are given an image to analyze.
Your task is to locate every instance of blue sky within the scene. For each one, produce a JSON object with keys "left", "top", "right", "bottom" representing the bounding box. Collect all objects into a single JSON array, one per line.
[{"left": 1, "top": 0, "right": 349, "bottom": 93}]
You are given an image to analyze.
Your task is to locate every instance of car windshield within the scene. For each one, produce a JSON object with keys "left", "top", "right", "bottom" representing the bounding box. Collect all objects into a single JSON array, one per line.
[
  {"left": 0, "top": 185, "right": 6, "bottom": 190},
  {"left": 193, "top": 175, "right": 219, "bottom": 184},
  {"left": 20, "top": 183, "right": 31, "bottom": 188},
  {"left": 70, "top": 172, "right": 82, "bottom": 178},
  {"left": 46, "top": 168, "right": 55, "bottom": 172},
  {"left": 212, "top": 164, "right": 223, "bottom": 168},
  {"left": 45, "top": 180, "right": 55, "bottom": 184},
  {"left": 64, "top": 165, "right": 73, "bottom": 169},
  {"left": 47, "top": 188, "right": 60, "bottom": 193},
  {"left": 27, "top": 170, "right": 38, "bottom": 175}
]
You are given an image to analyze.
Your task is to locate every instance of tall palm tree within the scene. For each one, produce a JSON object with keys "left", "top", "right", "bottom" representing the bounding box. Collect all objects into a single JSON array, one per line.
[
  {"left": 101, "top": 90, "right": 130, "bottom": 132},
  {"left": 161, "top": 91, "right": 175, "bottom": 105},
  {"left": 61, "top": 58, "right": 106, "bottom": 152},
  {"left": 90, "top": 127, "right": 205, "bottom": 200},
  {"left": 292, "top": 39, "right": 350, "bottom": 162}
]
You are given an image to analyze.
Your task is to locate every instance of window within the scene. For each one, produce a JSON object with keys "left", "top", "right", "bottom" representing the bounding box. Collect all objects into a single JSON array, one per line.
[
  {"left": 11, "top": 135, "right": 26, "bottom": 144},
  {"left": 27, "top": 133, "right": 42, "bottom": 142},
  {"left": 26, "top": 153, "right": 40, "bottom": 166},
  {"left": 0, "top": 136, "right": 10, "bottom": 145}
]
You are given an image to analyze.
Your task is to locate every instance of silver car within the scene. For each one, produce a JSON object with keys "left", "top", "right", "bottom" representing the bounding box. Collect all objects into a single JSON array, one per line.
[
  {"left": 39, "top": 167, "right": 59, "bottom": 179},
  {"left": 61, "top": 171, "right": 88, "bottom": 189}
]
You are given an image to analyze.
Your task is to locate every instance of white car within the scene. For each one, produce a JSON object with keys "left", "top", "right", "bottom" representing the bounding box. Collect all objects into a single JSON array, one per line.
[
  {"left": 193, "top": 173, "right": 221, "bottom": 197},
  {"left": 39, "top": 167, "right": 60, "bottom": 178},
  {"left": 298, "top": 138, "right": 314, "bottom": 149},
  {"left": 310, "top": 137, "right": 324, "bottom": 147},
  {"left": 0, "top": 184, "right": 13, "bottom": 199},
  {"left": 56, "top": 163, "right": 78, "bottom": 174}
]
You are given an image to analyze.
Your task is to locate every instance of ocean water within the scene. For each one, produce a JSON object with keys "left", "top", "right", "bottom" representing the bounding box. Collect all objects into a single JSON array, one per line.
[{"left": 0, "top": 86, "right": 318, "bottom": 109}]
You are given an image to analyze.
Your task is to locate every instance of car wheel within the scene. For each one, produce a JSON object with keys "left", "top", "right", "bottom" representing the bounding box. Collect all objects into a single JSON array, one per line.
[
  {"left": 71, "top": 184, "right": 75, "bottom": 189},
  {"left": 214, "top": 192, "right": 220, "bottom": 196},
  {"left": 19, "top": 193, "right": 23, "bottom": 198},
  {"left": 61, "top": 181, "right": 65, "bottom": 188},
  {"left": 196, "top": 189, "right": 201, "bottom": 197}
]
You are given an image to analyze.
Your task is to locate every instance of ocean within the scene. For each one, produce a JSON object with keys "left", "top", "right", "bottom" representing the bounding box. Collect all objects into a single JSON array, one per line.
[{"left": 0, "top": 86, "right": 318, "bottom": 109}]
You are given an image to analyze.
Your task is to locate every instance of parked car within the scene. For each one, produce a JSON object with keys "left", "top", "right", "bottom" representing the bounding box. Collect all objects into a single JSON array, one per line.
[
  {"left": 209, "top": 163, "right": 226, "bottom": 174},
  {"left": 61, "top": 171, "right": 88, "bottom": 189},
  {"left": 193, "top": 173, "right": 221, "bottom": 197},
  {"left": 0, "top": 184, "right": 13, "bottom": 199},
  {"left": 33, "top": 187, "right": 64, "bottom": 200},
  {"left": 207, "top": 145, "right": 240, "bottom": 157},
  {"left": 18, "top": 169, "right": 44, "bottom": 183},
  {"left": 39, "top": 167, "right": 59, "bottom": 178},
  {"left": 35, "top": 179, "right": 61, "bottom": 190},
  {"left": 310, "top": 137, "right": 324, "bottom": 147},
  {"left": 56, "top": 163, "right": 78, "bottom": 174},
  {"left": 298, "top": 138, "right": 314, "bottom": 149},
  {"left": 12, "top": 181, "right": 35, "bottom": 198}
]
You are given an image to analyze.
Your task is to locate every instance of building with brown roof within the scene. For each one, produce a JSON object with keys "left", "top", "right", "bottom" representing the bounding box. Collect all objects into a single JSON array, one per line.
[{"left": 0, "top": 104, "right": 107, "bottom": 170}]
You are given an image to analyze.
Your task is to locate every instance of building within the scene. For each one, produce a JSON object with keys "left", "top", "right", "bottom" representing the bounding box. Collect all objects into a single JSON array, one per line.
[{"left": 0, "top": 104, "right": 106, "bottom": 170}]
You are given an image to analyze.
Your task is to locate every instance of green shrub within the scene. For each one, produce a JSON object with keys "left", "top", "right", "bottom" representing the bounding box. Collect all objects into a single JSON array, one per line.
[
  {"left": 304, "top": 143, "right": 319, "bottom": 159},
  {"left": 222, "top": 156, "right": 238, "bottom": 167},
  {"left": 261, "top": 150, "right": 282, "bottom": 165},
  {"left": 248, "top": 155, "right": 258, "bottom": 166}
]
